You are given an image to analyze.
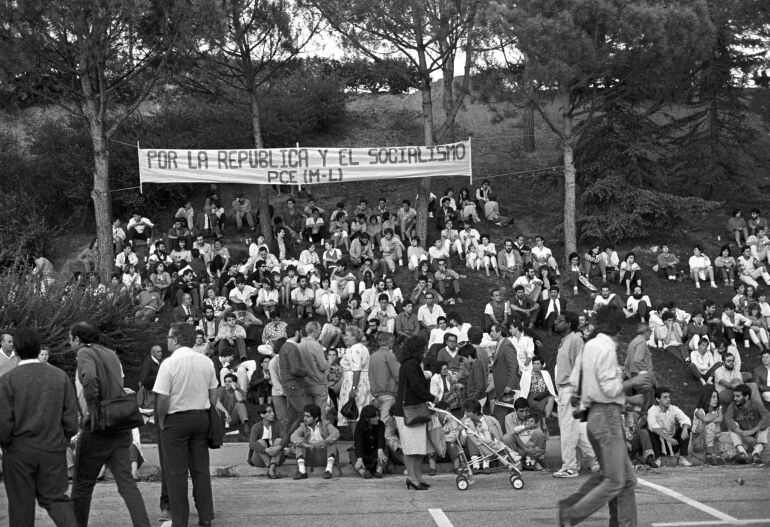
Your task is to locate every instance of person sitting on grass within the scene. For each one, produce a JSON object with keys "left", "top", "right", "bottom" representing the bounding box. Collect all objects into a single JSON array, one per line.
[
  {"left": 563, "top": 252, "right": 597, "bottom": 296},
  {"left": 749, "top": 226, "right": 770, "bottom": 264},
  {"left": 727, "top": 208, "right": 749, "bottom": 246},
  {"left": 248, "top": 404, "right": 286, "bottom": 478},
  {"left": 656, "top": 244, "right": 680, "bottom": 281},
  {"left": 434, "top": 259, "right": 466, "bottom": 305},
  {"left": 619, "top": 252, "right": 642, "bottom": 295},
  {"left": 721, "top": 302, "right": 752, "bottom": 349},
  {"left": 353, "top": 405, "right": 389, "bottom": 479},
  {"left": 737, "top": 244, "right": 770, "bottom": 288},
  {"left": 646, "top": 386, "right": 693, "bottom": 467},
  {"left": 623, "top": 285, "right": 651, "bottom": 323},
  {"left": 213, "top": 311, "right": 247, "bottom": 362},
  {"left": 724, "top": 383, "right": 770, "bottom": 464},
  {"left": 509, "top": 411, "right": 546, "bottom": 471},
  {"left": 689, "top": 338, "right": 721, "bottom": 386},
  {"left": 216, "top": 373, "right": 250, "bottom": 436},
  {"left": 688, "top": 245, "right": 717, "bottom": 289},
  {"left": 290, "top": 403, "right": 340, "bottom": 480},
  {"left": 291, "top": 275, "right": 315, "bottom": 319},
  {"left": 714, "top": 244, "right": 737, "bottom": 286},
  {"left": 691, "top": 386, "right": 725, "bottom": 465},
  {"left": 592, "top": 284, "right": 624, "bottom": 311},
  {"left": 582, "top": 245, "right": 607, "bottom": 284}
]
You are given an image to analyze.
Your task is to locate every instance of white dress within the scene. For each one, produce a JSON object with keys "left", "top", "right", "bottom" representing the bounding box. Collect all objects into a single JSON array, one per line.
[{"left": 337, "top": 343, "right": 372, "bottom": 425}]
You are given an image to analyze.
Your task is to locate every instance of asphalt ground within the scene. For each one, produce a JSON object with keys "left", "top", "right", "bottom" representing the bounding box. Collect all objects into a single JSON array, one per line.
[{"left": 2, "top": 447, "right": 769, "bottom": 527}]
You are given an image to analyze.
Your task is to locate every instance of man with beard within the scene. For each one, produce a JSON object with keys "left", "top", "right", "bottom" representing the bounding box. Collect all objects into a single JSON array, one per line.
[
  {"left": 497, "top": 238, "right": 523, "bottom": 282},
  {"left": 592, "top": 285, "right": 624, "bottom": 311},
  {"left": 509, "top": 285, "right": 540, "bottom": 329},
  {"left": 724, "top": 383, "right": 770, "bottom": 464}
]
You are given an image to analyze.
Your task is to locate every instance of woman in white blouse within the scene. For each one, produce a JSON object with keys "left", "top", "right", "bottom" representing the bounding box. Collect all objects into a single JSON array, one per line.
[{"left": 338, "top": 326, "right": 372, "bottom": 427}]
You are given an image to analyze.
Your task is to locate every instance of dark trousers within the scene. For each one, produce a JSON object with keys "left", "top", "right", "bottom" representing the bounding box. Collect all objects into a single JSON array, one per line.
[
  {"left": 284, "top": 382, "right": 310, "bottom": 437},
  {"left": 161, "top": 411, "right": 213, "bottom": 527},
  {"left": 649, "top": 425, "right": 690, "bottom": 458},
  {"left": 72, "top": 429, "right": 150, "bottom": 527},
  {"left": 2, "top": 445, "right": 78, "bottom": 527}
]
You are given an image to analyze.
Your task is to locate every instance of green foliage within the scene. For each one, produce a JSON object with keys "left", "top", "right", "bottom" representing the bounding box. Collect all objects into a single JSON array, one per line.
[
  {"left": 337, "top": 57, "right": 421, "bottom": 94},
  {"left": 0, "top": 191, "right": 51, "bottom": 267},
  {"left": 576, "top": 109, "right": 720, "bottom": 242},
  {"left": 0, "top": 272, "right": 154, "bottom": 385}
]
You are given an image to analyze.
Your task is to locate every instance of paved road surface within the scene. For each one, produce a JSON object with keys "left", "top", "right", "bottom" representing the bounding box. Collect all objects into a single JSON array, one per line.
[{"left": 2, "top": 462, "right": 768, "bottom": 526}]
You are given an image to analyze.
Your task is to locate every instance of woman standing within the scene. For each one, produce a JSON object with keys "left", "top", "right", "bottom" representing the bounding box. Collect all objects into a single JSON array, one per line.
[
  {"left": 393, "top": 335, "right": 437, "bottom": 490},
  {"left": 338, "top": 326, "right": 371, "bottom": 428}
]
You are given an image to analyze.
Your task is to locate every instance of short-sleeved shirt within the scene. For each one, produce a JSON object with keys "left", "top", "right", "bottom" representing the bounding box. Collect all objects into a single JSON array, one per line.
[{"left": 153, "top": 346, "right": 218, "bottom": 413}]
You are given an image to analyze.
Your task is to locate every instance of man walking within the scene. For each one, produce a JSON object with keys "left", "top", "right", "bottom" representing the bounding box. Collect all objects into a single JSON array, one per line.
[
  {"left": 488, "top": 324, "right": 520, "bottom": 425},
  {"left": 154, "top": 322, "right": 218, "bottom": 527},
  {"left": 0, "top": 329, "right": 79, "bottom": 526},
  {"left": 69, "top": 322, "right": 150, "bottom": 527},
  {"left": 368, "top": 331, "right": 400, "bottom": 420},
  {"left": 552, "top": 312, "right": 597, "bottom": 479},
  {"left": 557, "top": 307, "right": 650, "bottom": 527},
  {"left": 279, "top": 322, "right": 308, "bottom": 436}
]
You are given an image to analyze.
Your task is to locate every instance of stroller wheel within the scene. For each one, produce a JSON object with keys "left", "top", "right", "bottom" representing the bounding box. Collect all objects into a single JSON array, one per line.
[
  {"left": 510, "top": 475, "right": 524, "bottom": 489},
  {"left": 456, "top": 476, "right": 469, "bottom": 491}
]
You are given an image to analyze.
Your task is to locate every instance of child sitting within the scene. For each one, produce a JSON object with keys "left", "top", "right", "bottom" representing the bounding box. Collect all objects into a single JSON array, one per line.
[
  {"left": 460, "top": 400, "right": 522, "bottom": 472},
  {"left": 509, "top": 411, "right": 546, "bottom": 471}
]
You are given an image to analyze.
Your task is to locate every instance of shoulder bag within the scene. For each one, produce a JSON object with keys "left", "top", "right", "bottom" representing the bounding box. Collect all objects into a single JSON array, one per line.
[
  {"left": 89, "top": 347, "right": 144, "bottom": 433},
  {"left": 401, "top": 364, "right": 432, "bottom": 426}
]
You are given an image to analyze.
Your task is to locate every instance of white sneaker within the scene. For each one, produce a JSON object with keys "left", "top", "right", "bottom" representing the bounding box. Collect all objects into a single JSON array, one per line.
[
  {"left": 160, "top": 522, "right": 172, "bottom": 527},
  {"left": 553, "top": 468, "right": 579, "bottom": 478},
  {"left": 710, "top": 282, "right": 717, "bottom": 288},
  {"left": 678, "top": 457, "right": 693, "bottom": 467},
  {"left": 695, "top": 282, "right": 701, "bottom": 288}
]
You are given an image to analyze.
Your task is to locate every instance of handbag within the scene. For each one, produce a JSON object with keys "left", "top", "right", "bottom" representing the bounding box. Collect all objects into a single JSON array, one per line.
[
  {"left": 400, "top": 370, "right": 432, "bottom": 426},
  {"left": 340, "top": 396, "right": 359, "bottom": 420},
  {"left": 92, "top": 349, "right": 143, "bottom": 433},
  {"left": 207, "top": 405, "right": 225, "bottom": 449}
]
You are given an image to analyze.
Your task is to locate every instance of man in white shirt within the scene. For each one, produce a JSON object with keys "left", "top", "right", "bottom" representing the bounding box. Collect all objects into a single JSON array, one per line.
[
  {"left": 721, "top": 302, "right": 752, "bottom": 348},
  {"left": 513, "top": 266, "right": 544, "bottom": 303},
  {"left": 714, "top": 353, "right": 753, "bottom": 406},
  {"left": 531, "top": 236, "right": 559, "bottom": 276},
  {"left": 291, "top": 276, "right": 315, "bottom": 319},
  {"left": 228, "top": 276, "right": 257, "bottom": 311},
  {"left": 418, "top": 292, "right": 446, "bottom": 331},
  {"left": 126, "top": 213, "right": 154, "bottom": 245},
  {"left": 688, "top": 338, "right": 720, "bottom": 385},
  {"left": 154, "top": 323, "right": 218, "bottom": 527},
  {"left": 559, "top": 306, "right": 650, "bottom": 527},
  {"left": 509, "top": 321, "right": 535, "bottom": 373},
  {"left": 192, "top": 235, "right": 213, "bottom": 265},
  {"left": 646, "top": 387, "right": 693, "bottom": 467},
  {"left": 748, "top": 226, "right": 770, "bottom": 263}
]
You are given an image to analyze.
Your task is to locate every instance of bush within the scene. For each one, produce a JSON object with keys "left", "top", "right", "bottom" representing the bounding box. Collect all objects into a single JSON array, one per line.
[
  {"left": 0, "top": 272, "right": 163, "bottom": 387},
  {"left": 576, "top": 109, "right": 719, "bottom": 242},
  {"left": 0, "top": 191, "right": 52, "bottom": 269}
]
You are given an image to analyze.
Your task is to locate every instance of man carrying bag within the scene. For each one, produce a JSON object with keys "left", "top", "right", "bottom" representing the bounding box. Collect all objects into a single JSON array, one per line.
[{"left": 69, "top": 322, "right": 150, "bottom": 527}]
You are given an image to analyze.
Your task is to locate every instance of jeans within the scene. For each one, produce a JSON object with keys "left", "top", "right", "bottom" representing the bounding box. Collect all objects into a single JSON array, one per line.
[
  {"left": 556, "top": 387, "right": 596, "bottom": 472},
  {"left": 2, "top": 445, "right": 78, "bottom": 527},
  {"left": 161, "top": 412, "right": 213, "bottom": 527},
  {"left": 72, "top": 429, "right": 150, "bottom": 527},
  {"left": 560, "top": 403, "right": 637, "bottom": 527},
  {"left": 272, "top": 394, "right": 291, "bottom": 438}
]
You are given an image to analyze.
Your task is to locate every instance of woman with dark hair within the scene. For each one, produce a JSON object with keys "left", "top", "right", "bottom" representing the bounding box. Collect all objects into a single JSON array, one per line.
[
  {"left": 618, "top": 252, "right": 642, "bottom": 295},
  {"left": 691, "top": 386, "right": 724, "bottom": 465},
  {"left": 393, "top": 335, "right": 437, "bottom": 490},
  {"left": 353, "top": 405, "right": 388, "bottom": 478},
  {"left": 248, "top": 404, "right": 287, "bottom": 478},
  {"left": 714, "top": 245, "right": 736, "bottom": 286}
]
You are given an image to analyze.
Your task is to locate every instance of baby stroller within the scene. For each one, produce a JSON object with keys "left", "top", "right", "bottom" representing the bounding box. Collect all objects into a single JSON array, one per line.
[{"left": 432, "top": 407, "right": 525, "bottom": 491}]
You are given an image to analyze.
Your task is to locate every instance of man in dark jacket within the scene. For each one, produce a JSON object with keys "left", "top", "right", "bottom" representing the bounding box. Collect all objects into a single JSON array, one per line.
[
  {"left": 488, "top": 324, "right": 521, "bottom": 426},
  {"left": 69, "top": 321, "right": 150, "bottom": 527},
  {"left": 0, "top": 329, "right": 79, "bottom": 526},
  {"left": 465, "top": 327, "right": 490, "bottom": 405}
]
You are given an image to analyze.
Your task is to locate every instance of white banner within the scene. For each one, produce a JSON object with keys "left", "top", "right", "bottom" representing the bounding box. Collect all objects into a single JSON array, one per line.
[{"left": 138, "top": 141, "right": 472, "bottom": 186}]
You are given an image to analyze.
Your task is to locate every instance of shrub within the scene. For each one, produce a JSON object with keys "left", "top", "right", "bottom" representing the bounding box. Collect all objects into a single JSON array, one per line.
[
  {"left": 0, "top": 272, "right": 162, "bottom": 387},
  {"left": 0, "top": 191, "right": 52, "bottom": 268},
  {"left": 576, "top": 109, "right": 719, "bottom": 242}
]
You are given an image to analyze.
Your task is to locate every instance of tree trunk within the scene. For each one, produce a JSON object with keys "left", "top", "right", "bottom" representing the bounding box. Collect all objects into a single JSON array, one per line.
[
  {"left": 523, "top": 101, "right": 536, "bottom": 152},
  {"left": 250, "top": 90, "right": 275, "bottom": 246},
  {"left": 442, "top": 62, "right": 456, "bottom": 142},
  {"left": 416, "top": 66, "right": 435, "bottom": 248},
  {"left": 87, "top": 114, "right": 115, "bottom": 283},
  {"left": 562, "top": 115, "right": 577, "bottom": 265}
]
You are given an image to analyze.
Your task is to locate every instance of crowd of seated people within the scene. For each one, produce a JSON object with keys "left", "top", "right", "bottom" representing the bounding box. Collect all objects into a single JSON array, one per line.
[{"left": 52, "top": 182, "right": 770, "bottom": 476}]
